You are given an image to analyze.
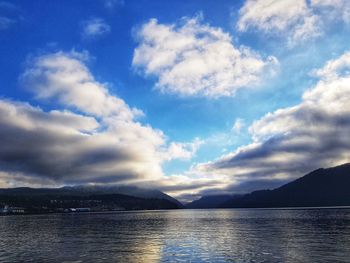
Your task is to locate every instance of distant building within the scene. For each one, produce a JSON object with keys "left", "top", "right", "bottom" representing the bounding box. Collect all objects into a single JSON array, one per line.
[
  {"left": 9, "top": 207, "right": 25, "bottom": 214},
  {"left": 0, "top": 205, "right": 9, "bottom": 214},
  {"left": 0, "top": 205, "right": 25, "bottom": 214}
]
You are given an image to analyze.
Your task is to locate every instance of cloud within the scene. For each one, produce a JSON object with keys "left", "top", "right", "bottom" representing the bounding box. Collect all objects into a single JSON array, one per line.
[
  {"left": 232, "top": 118, "right": 245, "bottom": 133},
  {"left": 0, "top": 1, "right": 17, "bottom": 9},
  {"left": 81, "top": 18, "right": 111, "bottom": 39},
  {"left": 0, "top": 16, "right": 14, "bottom": 30},
  {"left": 103, "top": 0, "right": 124, "bottom": 9},
  {"left": 21, "top": 51, "right": 140, "bottom": 120},
  {"left": 237, "top": 0, "right": 321, "bottom": 46},
  {"left": 163, "top": 138, "right": 203, "bottom": 161},
  {"left": 311, "top": 0, "right": 350, "bottom": 24},
  {"left": 197, "top": 51, "right": 350, "bottom": 193},
  {"left": 155, "top": 172, "right": 231, "bottom": 202},
  {"left": 0, "top": 51, "right": 200, "bottom": 188},
  {"left": 311, "top": 51, "right": 350, "bottom": 79},
  {"left": 0, "top": 98, "right": 165, "bottom": 186},
  {"left": 133, "top": 17, "right": 278, "bottom": 98},
  {"left": 0, "top": 2, "right": 20, "bottom": 31}
]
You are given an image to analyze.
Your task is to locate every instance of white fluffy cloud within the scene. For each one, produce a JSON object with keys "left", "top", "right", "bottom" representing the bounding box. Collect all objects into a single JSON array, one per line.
[
  {"left": 311, "top": 51, "right": 350, "bottom": 80},
  {"left": 0, "top": 51, "right": 200, "bottom": 188},
  {"left": 163, "top": 139, "right": 203, "bottom": 161},
  {"left": 81, "top": 18, "right": 111, "bottom": 39},
  {"left": 237, "top": 0, "right": 350, "bottom": 46},
  {"left": 133, "top": 17, "right": 278, "bottom": 97},
  {"left": 21, "top": 51, "right": 139, "bottom": 120},
  {"left": 237, "top": 0, "right": 321, "bottom": 46},
  {"left": 311, "top": 0, "right": 350, "bottom": 23},
  {"left": 197, "top": 51, "right": 350, "bottom": 192}
]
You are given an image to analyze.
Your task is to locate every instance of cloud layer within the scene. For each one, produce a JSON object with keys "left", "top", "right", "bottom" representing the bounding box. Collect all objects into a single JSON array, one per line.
[
  {"left": 133, "top": 17, "right": 277, "bottom": 97},
  {"left": 0, "top": 51, "right": 199, "bottom": 188},
  {"left": 198, "top": 51, "right": 350, "bottom": 193},
  {"left": 13, "top": 50, "right": 350, "bottom": 199}
]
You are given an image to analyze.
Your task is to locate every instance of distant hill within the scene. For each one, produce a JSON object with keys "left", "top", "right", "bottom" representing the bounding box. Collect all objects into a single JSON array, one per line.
[
  {"left": 0, "top": 185, "right": 183, "bottom": 212},
  {"left": 186, "top": 195, "right": 235, "bottom": 209},
  {"left": 221, "top": 163, "right": 350, "bottom": 208},
  {"left": 61, "top": 185, "right": 184, "bottom": 207}
]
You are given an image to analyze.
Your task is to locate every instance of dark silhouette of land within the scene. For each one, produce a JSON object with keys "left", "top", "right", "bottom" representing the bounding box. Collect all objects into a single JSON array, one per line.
[
  {"left": 185, "top": 194, "right": 234, "bottom": 209},
  {"left": 3, "top": 163, "right": 350, "bottom": 213},
  {"left": 222, "top": 163, "right": 350, "bottom": 208},
  {"left": 188, "top": 163, "right": 350, "bottom": 208},
  {"left": 0, "top": 186, "right": 183, "bottom": 214}
]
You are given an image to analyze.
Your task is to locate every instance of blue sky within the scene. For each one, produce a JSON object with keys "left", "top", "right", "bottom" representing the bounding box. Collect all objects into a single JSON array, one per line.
[{"left": 1, "top": 0, "right": 350, "bottom": 200}]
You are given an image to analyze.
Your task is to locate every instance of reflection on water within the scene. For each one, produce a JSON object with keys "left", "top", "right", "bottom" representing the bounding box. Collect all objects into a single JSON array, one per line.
[{"left": 0, "top": 208, "right": 350, "bottom": 262}]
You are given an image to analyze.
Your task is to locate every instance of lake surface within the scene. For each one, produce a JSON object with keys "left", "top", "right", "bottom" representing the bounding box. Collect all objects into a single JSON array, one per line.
[{"left": 1, "top": 208, "right": 350, "bottom": 262}]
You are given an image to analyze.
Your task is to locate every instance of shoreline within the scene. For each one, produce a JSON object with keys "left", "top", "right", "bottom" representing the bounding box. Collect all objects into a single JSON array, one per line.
[{"left": 2, "top": 205, "right": 350, "bottom": 217}]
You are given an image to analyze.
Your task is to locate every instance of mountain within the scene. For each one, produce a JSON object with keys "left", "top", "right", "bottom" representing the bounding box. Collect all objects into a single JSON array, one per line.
[
  {"left": 186, "top": 195, "right": 235, "bottom": 209},
  {"left": 0, "top": 185, "right": 183, "bottom": 212},
  {"left": 61, "top": 185, "right": 184, "bottom": 207},
  {"left": 221, "top": 163, "right": 350, "bottom": 208}
]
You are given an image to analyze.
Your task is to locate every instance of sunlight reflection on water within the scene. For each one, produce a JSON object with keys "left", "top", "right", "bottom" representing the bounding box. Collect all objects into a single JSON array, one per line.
[{"left": 0, "top": 208, "right": 350, "bottom": 262}]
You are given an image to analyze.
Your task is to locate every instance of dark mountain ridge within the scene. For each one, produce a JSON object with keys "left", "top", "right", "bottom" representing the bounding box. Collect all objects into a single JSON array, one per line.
[
  {"left": 185, "top": 194, "right": 236, "bottom": 209},
  {"left": 0, "top": 185, "right": 183, "bottom": 212},
  {"left": 2, "top": 162, "right": 350, "bottom": 211},
  {"left": 221, "top": 163, "right": 350, "bottom": 208}
]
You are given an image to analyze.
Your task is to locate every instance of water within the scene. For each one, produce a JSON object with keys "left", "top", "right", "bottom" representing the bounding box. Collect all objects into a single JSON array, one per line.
[{"left": 1, "top": 208, "right": 350, "bottom": 262}]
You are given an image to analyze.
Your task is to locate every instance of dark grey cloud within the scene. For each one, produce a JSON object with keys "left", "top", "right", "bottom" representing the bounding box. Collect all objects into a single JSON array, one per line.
[
  {"left": 0, "top": 51, "right": 200, "bottom": 190},
  {"left": 0, "top": 100, "right": 141, "bottom": 185}
]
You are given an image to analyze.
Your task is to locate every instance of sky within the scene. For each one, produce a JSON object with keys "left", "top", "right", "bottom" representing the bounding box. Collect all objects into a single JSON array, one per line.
[{"left": 1, "top": 0, "right": 350, "bottom": 201}]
